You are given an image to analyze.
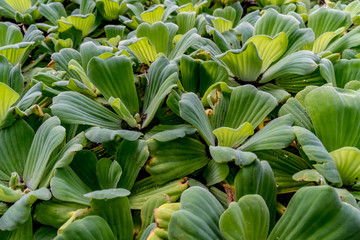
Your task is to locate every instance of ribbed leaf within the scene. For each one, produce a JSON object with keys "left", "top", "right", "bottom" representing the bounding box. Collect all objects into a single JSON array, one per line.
[
  {"left": 261, "top": 50, "right": 320, "bottom": 83},
  {"left": 85, "top": 127, "right": 142, "bottom": 143},
  {"left": 88, "top": 55, "right": 139, "bottom": 114},
  {"left": 326, "top": 25, "right": 360, "bottom": 53},
  {"left": 279, "top": 97, "right": 313, "bottom": 132},
  {"left": 137, "top": 22, "right": 169, "bottom": 54},
  {"left": 142, "top": 72, "right": 178, "bottom": 128},
  {"left": 51, "top": 91, "right": 122, "bottom": 130},
  {"left": 168, "top": 187, "right": 224, "bottom": 240},
  {"left": 0, "top": 188, "right": 51, "bottom": 231},
  {"left": 246, "top": 32, "right": 288, "bottom": 73},
  {"left": 253, "top": 8, "right": 299, "bottom": 37},
  {"left": 147, "top": 125, "right": 196, "bottom": 142},
  {"left": 219, "top": 195, "right": 269, "bottom": 240},
  {"left": 0, "top": 119, "right": 33, "bottom": 177},
  {"left": 308, "top": 7, "right": 351, "bottom": 39},
  {"left": 211, "top": 17, "right": 232, "bottom": 33},
  {"left": 224, "top": 85, "right": 277, "bottom": 129},
  {"left": 51, "top": 166, "right": 92, "bottom": 205},
  {"left": 39, "top": 3, "right": 67, "bottom": 25},
  {"left": 129, "top": 178, "right": 188, "bottom": 210},
  {"left": 116, "top": 139, "right": 149, "bottom": 190},
  {"left": 128, "top": 37, "right": 158, "bottom": 65},
  {"left": 146, "top": 137, "right": 210, "bottom": 184},
  {"left": 330, "top": 147, "right": 360, "bottom": 187},
  {"left": 203, "top": 160, "right": 229, "bottom": 186},
  {"left": 168, "top": 29, "right": 200, "bottom": 60},
  {"left": 268, "top": 186, "right": 360, "bottom": 240},
  {"left": 0, "top": 82, "right": 19, "bottom": 123},
  {"left": 210, "top": 146, "right": 257, "bottom": 166},
  {"left": 213, "top": 122, "right": 254, "bottom": 148},
  {"left": 3, "top": 0, "right": 31, "bottom": 14},
  {"left": 240, "top": 115, "right": 295, "bottom": 152},
  {"left": 23, "top": 117, "right": 65, "bottom": 190},
  {"left": 141, "top": 5, "right": 164, "bottom": 23},
  {"left": 96, "top": 158, "right": 122, "bottom": 189},
  {"left": 55, "top": 216, "right": 115, "bottom": 240},
  {"left": 333, "top": 59, "right": 360, "bottom": 88},
  {"left": 87, "top": 191, "right": 133, "bottom": 240},
  {"left": 234, "top": 160, "right": 277, "bottom": 228},
  {"left": 177, "top": 11, "right": 196, "bottom": 34},
  {"left": 58, "top": 14, "right": 95, "bottom": 38},
  {"left": 217, "top": 42, "right": 262, "bottom": 82},
  {"left": 293, "top": 126, "right": 342, "bottom": 187},
  {"left": 179, "top": 92, "right": 214, "bottom": 145},
  {"left": 304, "top": 86, "right": 360, "bottom": 151},
  {"left": 254, "top": 150, "right": 312, "bottom": 193}
]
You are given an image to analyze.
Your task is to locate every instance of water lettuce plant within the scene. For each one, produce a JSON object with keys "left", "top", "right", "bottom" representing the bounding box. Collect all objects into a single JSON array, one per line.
[{"left": 1, "top": 0, "right": 360, "bottom": 239}]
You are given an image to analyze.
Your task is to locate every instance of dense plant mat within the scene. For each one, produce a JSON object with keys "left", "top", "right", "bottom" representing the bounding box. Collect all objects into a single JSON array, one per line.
[{"left": 1, "top": 0, "right": 360, "bottom": 239}]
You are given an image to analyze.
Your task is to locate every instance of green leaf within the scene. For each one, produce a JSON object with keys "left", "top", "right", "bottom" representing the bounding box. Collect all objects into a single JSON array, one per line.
[
  {"left": 129, "top": 178, "right": 188, "bottom": 210},
  {"left": 23, "top": 117, "right": 65, "bottom": 190},
  {"left": 128, "top": 37, "right": 158, "bottom": 65},
  {"left": 258, "top": 83, "right": 290, "bottom": 103},
  {"left": 279, "top": 97, "right": 314, "bottom": 132},
  {"left": 168, "top": 29, "right": 200, "bottom": 60},
  {"left": 0, "top": 82, "right": 19, "bottom": 123},
  {"left": 268, "top": 186, "right": 360, "bottom": 240},
  {"left": 96, "top": 158, "right": 122, "bottom": 189},
  {"left": 85, "top": 188, "right": 130, "bottom": 199},
  {"left": 137, "top": 22, "right": 169, "bottom": 54},
  {"left": 148, "top": 124, "right": 196, "bottom": 142},
  {"left": 109, "top": 97, "right": 137, "bottom": 128},
  {"left": 51, "top": 166, "right": 92, "bottom": 205},
  {"left": 39, "top": 3, "right": 67, "bottom": 25},
  {"left": 261, "top": 50, "right": 320, "bottom": 83},
  {"left": 224, "top": 85, "right": 277, "bottom": 129},
  {"left": 88, "top": 55, "right": 139, "bottom": 114},
  {"left": 34, "top": 200, "right": 87, "bottom": 228},
  {"left": 326, "top": 25, "right": 360, "bottom": 53},
  {"left": 293, "top": 126, "right": 342, "bottom": 187},
  {"left": 0, "top": 185, "right": 23, "bottom": 203},
  {"left": 0, "top": 119, "right": 33, "bottom": 177},
  {"left": 90, "top": 194, "right": 133, "bottom": 240},
  {"left": 177, "top": 11, "right": 196, "bottom": 34},
  {"left": 217, "top": 42, "right": 262, "bottom": 82},
  {"left": 116, "top": 139, "right": 149, "bottom": 190},
  {"left": 141, "top": 5, "right": 164, "bottom": 23},
  {"left": 142, "top": 72, "right": 178, "bottom": 128},
  {"left": 57, "top": 14, "right": 96, "bottom": 38},
  {"left": 1, "top": 217, "right": 32, "bottom": 240},
  {"left": 55, "top": 216, "right": 115, "bottom": 240},
  {"left": 319, "top": 58, "right": 336, "bottom": 86},
  {"left": 330, "top": 147, "right": 360, "bottom": 187},
  {"left": 51, "top": 91, "right": 122, "bottom": 130},
  {"left": 213, "top": 122, "right": 254, "bottom": 148},
  {"left": 304, "top": 86, "right": 360, "bottom": 151},
  {"left": 179, "top": 92, "right": 215, "bottom": 146},
  {"left": 211, "top": 17, "right": 232, "bottom": 33},
  {"left": 234, "top": 160, "right": 277, "bottom": 228},
  {"left": 246, "top": 33, "right": 288, "bottom": 73},
  {"left": 0, "top": 188, "right": 51, "bottom": 231},
  {"left": 85, "top": 127, "right": 142, "bottom": 143},
  {"left": 240, "top": 115, "right": 295, "bottom": 152},
  {"left": 39, "top": 132, "right": 86, "bottom": 188},
  {"left": 210, "top": 146, "right": 257, "bottom": 166},
  {"left": 253, "top": 8, "right": 299, "bottom": 37},
  {"left": 199, "top": 61, "right": 228, "bottom": 96},
  {"left": 308, "top": 7, "right": 351, "bottom": 39},
  {"left": 203, "top": 160, "right": 229, "bottom": 186},
  {"left": 3, "top": 0, "right": 31, "bottom": 14},
  {"left": 254, "top": 150, "right": 312, "bottom": 193},
  {"left": 333, "top": 59, "right": 360, "bottom": 88},
  {"left": 168, "top": 187, "right": 224, "bottom": 240},
  {"left": 146, "top": 137, "right": 210, "bottom": 184},
  {"left": 219, "top": 195, "right": 269, "bottom": 240}
]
